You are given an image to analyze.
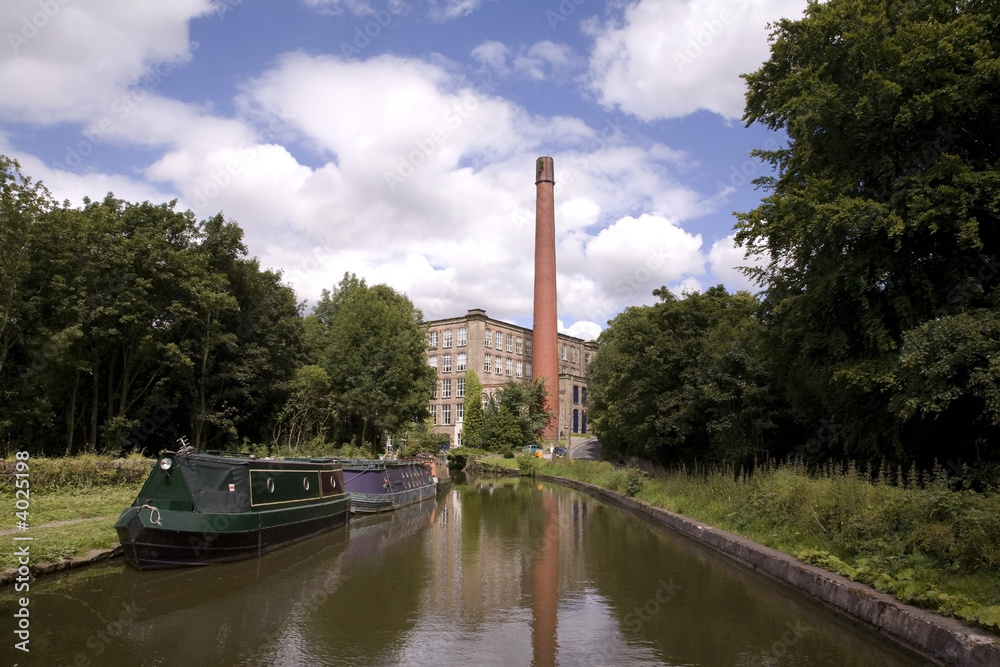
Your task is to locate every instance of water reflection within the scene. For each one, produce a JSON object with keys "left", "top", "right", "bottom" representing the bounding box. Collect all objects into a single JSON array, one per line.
[{"left": 2, "top": 478, "right": 928, "bottom": 666}]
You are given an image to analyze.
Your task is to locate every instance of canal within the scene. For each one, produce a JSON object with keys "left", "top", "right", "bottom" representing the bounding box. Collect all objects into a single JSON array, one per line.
[{"left": 3, "top": 476, "right": 929, "bottom": 666}]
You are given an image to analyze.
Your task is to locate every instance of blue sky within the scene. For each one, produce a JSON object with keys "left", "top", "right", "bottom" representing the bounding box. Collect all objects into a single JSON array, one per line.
[{"left": 1, "top": 0, "right": 808, "bottom": 339}]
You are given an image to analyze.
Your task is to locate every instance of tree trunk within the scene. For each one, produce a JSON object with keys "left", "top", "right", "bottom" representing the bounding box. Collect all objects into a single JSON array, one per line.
[
  {"left": 65, "top": 368, "right": 80, "bottom": 456},
  {"left": 89, "top": 351, "right": 99, "bottom": 452}
]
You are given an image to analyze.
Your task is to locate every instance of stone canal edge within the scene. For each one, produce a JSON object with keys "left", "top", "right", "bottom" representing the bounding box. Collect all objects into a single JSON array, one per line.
[{"left": 539, "top": 474, "right": 1000, "bottom": 667}]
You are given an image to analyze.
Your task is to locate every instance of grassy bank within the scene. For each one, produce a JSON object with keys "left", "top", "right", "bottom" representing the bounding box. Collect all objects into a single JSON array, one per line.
[
  {"left": 519, "top": 457, "right": 1000, "bottom": 633},
  {"left": 0, "top": 455, "right": 151, "bottom": 572}
]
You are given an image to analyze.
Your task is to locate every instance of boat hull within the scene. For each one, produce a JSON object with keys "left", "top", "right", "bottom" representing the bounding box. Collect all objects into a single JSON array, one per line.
[
  {"left": 115, "top": 451, "right": 350, "bottom": 570},
  {"left": 340, "top": 459, "right": 437, "bottom": 513}
]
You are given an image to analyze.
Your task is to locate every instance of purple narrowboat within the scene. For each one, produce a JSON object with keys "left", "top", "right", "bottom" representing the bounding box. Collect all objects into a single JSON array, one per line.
[{"left": 339, "top": 459, "right": 437, "bottom": 513}]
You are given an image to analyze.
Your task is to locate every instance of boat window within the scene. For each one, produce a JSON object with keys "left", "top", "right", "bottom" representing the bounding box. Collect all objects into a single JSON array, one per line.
[
  {"left": 266, "top": 478, "right": 275, "bottom": 493},
  {"left": 303, "top": 477, "right": 310, "bottom": 491}
]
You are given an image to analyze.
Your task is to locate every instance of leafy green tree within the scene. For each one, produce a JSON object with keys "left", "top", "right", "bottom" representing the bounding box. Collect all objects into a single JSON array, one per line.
[
  {"left": 482, "top": 378, "right": 551, "bottom": 453},
  {"left": 587, "top": 286, "right": 781, "bottom": 465},
  {"left": 398, "top": 417, "right": 449, "bottom": 457},
  {"left": 315, "top": 273, "right": 435, "bottom": 452},
  {"left": 272, "top": 364, "right": 335, "bottom": 451},
  {"left": 736, "top": 0, "right": 1000, "bottom": 464},
  {"left": 462, "top": 369, "right": 485, "bottom": 448},
  {"left": 487, "top": 405, "right": 524, "bottom": 455}
]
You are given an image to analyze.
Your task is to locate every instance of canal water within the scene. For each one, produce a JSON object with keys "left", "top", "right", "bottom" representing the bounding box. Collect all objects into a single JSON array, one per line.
[{"left": 3, "top": 477, "right": 930, "bottom": 666}]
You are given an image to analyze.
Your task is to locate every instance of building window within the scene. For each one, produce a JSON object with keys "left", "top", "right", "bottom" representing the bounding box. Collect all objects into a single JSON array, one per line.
[
  {"left": 443, "top": 329, "right": 453, "bottom": 348},
  {"left": 481, "top": 392, "right": 489, "bottom": 409},
  {"left": 457, "top": 327, "right": 467, "bottom": 346},
  {"left": 581, "top": 387, "right": 587, "bottom": 405},
  {"left": 506, "top": 333, "right": 513, "bottom": 352},
  {"left": 561, "top": 344, "right": 568, "bottom": 361},
  {"left": 442, "top": 379, "right": 451, "bottom": 398},
  {"left": 585, "top": 353, "right": 590, "bottom": 365},
  {"left": 457, "top": 403, "right": 464, "bottom": 423},
  {"left": 442, "top": 404, "right": 451, "bottom": 425},
  {"left": 526, "top": 340, "right": 532, "bottom": 357},
  {"left": 581, "top": 411, "right": 587, "bottom": 434},
  {"left": 573, "top": 409, "right": 579, "bottom": 433},
  {"left": 516, "top": 337, "right": 523, "bottom": 354},
  {"left": 573, "top": 385, "right": 579, "bottom": 404},
  {"left": 494, "top": 356, "right": 502, "bottom": 374},
  {"left": 428, "top": 331, "right": 438, "bottom": 348},
  {"left": 443, "top": 354, "right": 452, "bottom": 373},
  {"left": 505, "top": 358, "right": 512, "bottom": 376},
  {"left": 457, "top": 352, "right": 466, "bottom": 371},
  {"left": 516, "top": 360, "right": 523, "bottom": 378},
  {"left": 495, "top": 331, "right": 502, "bottom": 349},
  {"left": 432, "top": 381, "right": 438, "bottom": 399},
  {"left": 484, "top": 354, "right": 492, "bottom": 373},
  {"left": 428, "top": 355, "right": 438, "bottom": 370},
  {"left": 484, "top": 328, "right": 492, "bottom": 348},
  {"left": 457, "top": 377, "right": 465, "bottom": 398},
  {"left": 526, "top": 362, "right": 532, "bottom": 379},
  {"left": 429, "top": 404, "right": 437, "bottom": 424}
]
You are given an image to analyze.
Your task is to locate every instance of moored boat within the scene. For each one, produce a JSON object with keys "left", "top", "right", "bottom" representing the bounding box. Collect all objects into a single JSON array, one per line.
[
  {"left": 115, "top": 445, "right": 350, "bottom": 570},
  {"left": 339, "top": 458, "right": 436, "bottom": 513}
]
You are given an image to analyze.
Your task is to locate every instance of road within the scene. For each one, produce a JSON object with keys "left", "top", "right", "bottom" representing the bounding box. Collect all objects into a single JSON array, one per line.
[{"left": 568, "top": 437, "right": 600, "bottom": 461}]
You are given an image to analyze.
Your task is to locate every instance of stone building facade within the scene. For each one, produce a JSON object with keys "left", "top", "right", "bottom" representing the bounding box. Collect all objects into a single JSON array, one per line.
[{"left": 424, "top": 308, "right": 597, "bottom": 448}]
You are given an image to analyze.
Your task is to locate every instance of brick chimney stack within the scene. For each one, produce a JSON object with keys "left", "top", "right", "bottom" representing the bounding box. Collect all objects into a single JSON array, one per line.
[{"left": 533, "top": 156, "right": 559, "bottom": 440}]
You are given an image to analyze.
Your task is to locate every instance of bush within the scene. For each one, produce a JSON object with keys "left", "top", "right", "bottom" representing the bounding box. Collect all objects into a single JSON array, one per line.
[
  {"left": 0, "top": 455, "right": 154, "bottom": 492},
  {"left": 516, "top": 454, "right": 539, "bottom": 477}
]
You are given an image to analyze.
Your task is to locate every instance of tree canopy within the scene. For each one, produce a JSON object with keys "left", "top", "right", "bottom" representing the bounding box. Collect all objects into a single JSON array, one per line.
[
  {"left": 586, "top": 0, "right": 1000, "bottom": 471},
  {"left": 309, "top": 273, "right": 435, "bottom": 453},
  {"left": 736, "top": 0, "right": 1000, "bottom": 464}
]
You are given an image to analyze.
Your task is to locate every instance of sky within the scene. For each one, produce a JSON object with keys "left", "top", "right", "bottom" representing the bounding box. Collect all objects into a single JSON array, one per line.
[{"left": 0, "top": 0, "right": 809, "bottom": 340}]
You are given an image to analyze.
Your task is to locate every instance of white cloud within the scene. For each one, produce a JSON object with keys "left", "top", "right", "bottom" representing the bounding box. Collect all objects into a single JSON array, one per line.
[
  {"left": 471, "top": 40, "right": 509, "bottom": 72},
  {"left": 560, "top": 319, "right": 602, "bottom": 342},
  {"left": 428, "top": 0, "right": 494, "bottom": 21},
  {"left": 706, "top": 234, "right": 767, "bottom": 293},
  {"left": 512, "top": 41, "right": 580, "bottom": 81},
  {"left": 586, "top": 0, "right": 807, "bottom": 120},
  {"left": 0, "top": 0, "right": 214, "bottom": 124}
]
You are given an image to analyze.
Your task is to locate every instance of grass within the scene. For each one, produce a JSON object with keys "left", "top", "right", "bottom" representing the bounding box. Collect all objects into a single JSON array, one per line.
[
  {"left": 526, "top": 457, "right": 1000, "bottom": 633},
  {"left": 0, "top": 484, "right": 143, "bottom": 571}
]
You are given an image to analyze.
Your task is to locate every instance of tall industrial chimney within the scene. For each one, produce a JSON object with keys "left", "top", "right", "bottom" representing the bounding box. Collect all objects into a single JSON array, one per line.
[{"left": 533, "top": 156, "right": 559, "bottom": 440}]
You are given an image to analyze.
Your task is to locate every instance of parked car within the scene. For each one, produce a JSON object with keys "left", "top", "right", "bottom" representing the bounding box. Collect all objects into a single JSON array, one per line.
[
  {"left": 522, "top": 444, "right": 542, "bottom": 456},
  {"left": 553, "top": 446, "right": 568, "bottom": 459}
]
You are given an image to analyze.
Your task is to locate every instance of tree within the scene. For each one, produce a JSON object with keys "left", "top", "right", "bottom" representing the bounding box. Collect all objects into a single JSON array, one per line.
[
  {"left": 483, "top": 378, "right": 552, "bottom": 454},
  {"left": 736, "top": 0, "right": 1000, "bottom": 464},
  {"left": 315, "top": 274, "right": 435, "bottom": 452},
  {"left": 271, "top": 364, "right": 335, "bottom": 451},
  {"left": 587, "top": 286, "right": 782, "bottom": 465},
  {"left": 462, "top": 369, "right": 485, "bottom": 448}
]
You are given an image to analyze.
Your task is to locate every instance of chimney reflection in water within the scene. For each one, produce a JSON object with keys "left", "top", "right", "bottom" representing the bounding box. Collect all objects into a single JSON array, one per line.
[{"left": 530, "top": 490, "right": 559, "bottom": 666}]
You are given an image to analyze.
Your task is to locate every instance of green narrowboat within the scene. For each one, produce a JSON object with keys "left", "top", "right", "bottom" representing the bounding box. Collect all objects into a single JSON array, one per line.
[{"left": 115, "top": 446, "right": 350, "bottom": 570}]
